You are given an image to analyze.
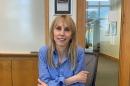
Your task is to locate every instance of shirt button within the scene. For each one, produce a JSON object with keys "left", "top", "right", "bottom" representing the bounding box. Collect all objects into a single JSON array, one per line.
[
  {"left": 55, "top": 77, "right": 58, "bottom": 82},
  {"left": 60, "top": 69, "right": 63, "bottom": 72},
  {"left": 59, "top": 74, "right": 63, "bottom": 77}
]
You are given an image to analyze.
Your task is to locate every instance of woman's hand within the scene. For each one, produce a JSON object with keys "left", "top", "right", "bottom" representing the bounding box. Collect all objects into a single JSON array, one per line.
[
  {"left": 64, "top": 71, "right": 90, "bottom": 85},
  {"left": 38, "top": 79, "right": 48, "bottom": 86},
  {"left": 75, "top": 71, "right": 90, "bottom": 83}
]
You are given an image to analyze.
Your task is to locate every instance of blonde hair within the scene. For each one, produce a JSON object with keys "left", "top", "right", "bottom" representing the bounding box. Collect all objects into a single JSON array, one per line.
[{"left": 47, "top": 15, "right": 77, "bottom": 69}]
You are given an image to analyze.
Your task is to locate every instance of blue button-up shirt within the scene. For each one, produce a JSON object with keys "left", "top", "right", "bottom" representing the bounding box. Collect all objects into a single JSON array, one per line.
[{"left": 38, "top": 46, "right": 86, "bottom": 86}]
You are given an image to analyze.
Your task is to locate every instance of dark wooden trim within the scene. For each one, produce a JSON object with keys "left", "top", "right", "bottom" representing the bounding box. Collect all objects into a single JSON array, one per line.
[
  {"left": 0, "top": 53, "right": 37, "bottom": 57},
  {"left": 76, "top": 0, "right": 86, "bottom": 48},
  {"left": 45, "top": 0, "right": 49, "bottom": 45},
  {"left": 100, "top": 53, "right": 119, "bottom": 62}
]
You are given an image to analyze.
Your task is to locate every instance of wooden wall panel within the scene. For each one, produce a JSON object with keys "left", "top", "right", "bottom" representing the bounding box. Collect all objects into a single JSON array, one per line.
[
  {"left": 12, "top": 57, "right": 38, "bottom": 86},
  {"left": 0, "top": 58, "right": 12, "bottom": 86},
  {"left": 0, "top": 54, "right": 38, "bottom": 86}
]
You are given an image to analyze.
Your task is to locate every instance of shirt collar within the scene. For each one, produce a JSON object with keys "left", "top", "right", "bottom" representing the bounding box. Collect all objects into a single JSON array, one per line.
[{"left": 53, "top": 49, "right": 69, "bottom": 66}]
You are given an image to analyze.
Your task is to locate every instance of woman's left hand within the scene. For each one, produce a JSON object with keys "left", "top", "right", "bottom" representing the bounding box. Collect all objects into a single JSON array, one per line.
[{"left": 38, "top": 79, "right": 48, "bottom": 86}]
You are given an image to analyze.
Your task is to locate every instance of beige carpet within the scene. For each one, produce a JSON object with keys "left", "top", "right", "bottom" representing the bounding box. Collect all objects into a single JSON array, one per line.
[{"left": 95, "top": 56, "right": 119, "bottom": 86}]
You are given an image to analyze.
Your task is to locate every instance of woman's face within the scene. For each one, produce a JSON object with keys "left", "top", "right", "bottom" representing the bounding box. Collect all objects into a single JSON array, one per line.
[{"left": 53, "top": 19, "right": 72, "bottom": 48}]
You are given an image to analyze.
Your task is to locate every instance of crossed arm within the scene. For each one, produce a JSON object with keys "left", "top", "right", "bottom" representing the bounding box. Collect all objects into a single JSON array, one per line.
[{"left": 38, "top": 71, "right": 89, "bottom": 86}]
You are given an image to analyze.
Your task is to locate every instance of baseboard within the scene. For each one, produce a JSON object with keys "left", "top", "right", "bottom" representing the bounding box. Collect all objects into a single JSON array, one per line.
[{"left": 99, "top": 53, "right": 119, "bottom": 62}]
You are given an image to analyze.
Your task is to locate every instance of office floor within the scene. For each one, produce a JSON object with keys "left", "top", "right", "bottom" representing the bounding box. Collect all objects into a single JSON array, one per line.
[{"left": 95, "top": 55, "right": 119, "bottom": 86}]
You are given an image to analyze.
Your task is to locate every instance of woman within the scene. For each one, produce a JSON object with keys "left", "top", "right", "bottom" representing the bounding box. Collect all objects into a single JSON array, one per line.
[{"left": 38, "top": 15, "right": 89, "bottom": 86}]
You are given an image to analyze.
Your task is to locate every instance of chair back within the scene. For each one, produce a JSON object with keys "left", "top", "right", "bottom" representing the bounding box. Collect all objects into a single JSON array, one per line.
[{"left": 85, "top": 53, "right": 99, "bottom": 86}]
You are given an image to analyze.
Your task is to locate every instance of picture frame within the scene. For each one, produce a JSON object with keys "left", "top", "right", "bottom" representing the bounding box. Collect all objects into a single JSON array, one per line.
[
  {"left": 110, "top": 21, "right": 117, "bottom": 35},
  {"left": 55, "top": 0, "right": 71, "bottom": 14},
  {"left": 105, "top": 26, "right": 110, "bottom": 36},
  {"left": 105, "top": 21, "right": 117, "bottom": 36}
]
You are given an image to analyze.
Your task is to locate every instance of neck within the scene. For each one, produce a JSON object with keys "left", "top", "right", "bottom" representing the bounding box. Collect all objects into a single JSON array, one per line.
[{"left": 56, "top": 46, "right": 67, "bottom": 58}]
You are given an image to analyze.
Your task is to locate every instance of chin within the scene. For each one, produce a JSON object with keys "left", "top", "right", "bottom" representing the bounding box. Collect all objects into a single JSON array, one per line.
[
  {"left": 58, "top": 44, "right": 66, "bottom": 47},
  {"left": 56, "top": 43, "right": 67, "bottom": 47}
]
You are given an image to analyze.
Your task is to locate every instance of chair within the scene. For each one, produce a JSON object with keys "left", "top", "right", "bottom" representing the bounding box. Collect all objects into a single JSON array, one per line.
[{"left": 85, "top": 53, "right": 99, "bottom": 86}]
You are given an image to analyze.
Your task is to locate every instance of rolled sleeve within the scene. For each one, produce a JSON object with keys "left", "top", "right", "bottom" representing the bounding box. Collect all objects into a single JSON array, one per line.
[
  {"left": 71, "top": 47, "right": 86, "bottom": 86},
  {"left": 75, "top": 47, "right": 86, "bottom": 74},
  {"left": 38, "top": 46, "right": 50, "bottom": 83}
]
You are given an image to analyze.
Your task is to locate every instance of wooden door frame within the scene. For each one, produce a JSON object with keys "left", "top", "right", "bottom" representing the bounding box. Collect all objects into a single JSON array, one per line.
[
  {"left": 119, "top": 0, "right": 130, "bottom": 86},
  {"left": 45, "top": 0, "right": 49, "bottom": 45},
  {"left": 76, "top": 0, "right": 86, "bottom": 47}
]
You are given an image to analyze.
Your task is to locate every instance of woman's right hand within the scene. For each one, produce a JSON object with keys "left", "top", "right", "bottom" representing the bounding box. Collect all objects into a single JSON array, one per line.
[
  {"left": 38, "top": 79, "right": 48, "bottom": 86},
  {"left": 75, "top": 71, "right": 90, "bottom": 83}
]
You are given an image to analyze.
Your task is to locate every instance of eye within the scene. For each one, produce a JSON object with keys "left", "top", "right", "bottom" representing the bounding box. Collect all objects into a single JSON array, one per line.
[
  {"left": 55, "top": 26, "right": 61, "bottom": 31},
  {"left": 64, "top": 27, "right": 70, "bottom": 32}
]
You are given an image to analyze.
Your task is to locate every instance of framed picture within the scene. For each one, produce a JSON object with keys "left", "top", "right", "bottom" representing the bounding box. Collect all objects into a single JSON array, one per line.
[
  {"left": 110, "top": 21, "right": 117, "bottom": 35},
  {"left": 105, "top": 26, "right": 110, "bottom": 36},
  {"left": 55, "top": 0, "right": 71, "bottom": 14}
]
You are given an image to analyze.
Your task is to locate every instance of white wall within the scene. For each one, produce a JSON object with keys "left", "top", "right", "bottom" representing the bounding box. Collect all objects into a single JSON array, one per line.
[
  {"left": 0, "top": 0, "right": 45, "bottom": 53},
  {"left": 100, "top": 0, "right": 121, "bottom": 59},
  {"left": 49, "top": 0, "right": 77, "bottom": 28}
]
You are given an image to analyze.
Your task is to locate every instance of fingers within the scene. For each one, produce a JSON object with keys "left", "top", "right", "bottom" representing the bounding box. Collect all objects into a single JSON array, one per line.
[
  {"left": 38, "top": 79, "right": 42, "bottom": 84},
  {"left": 37, "top": 83, "right": 42, "bottom": 86},
  {"left": 81, "top": 71, "right": 90, "bottom": 74},
  {"left": 82, "top": 71, "right": 91, "bottom": 83},
  {"left": 38, "top": 79, "right": 48, "bottom": 86},
  {"left": 80, "top": 71, "right": 90, "bottom": 77},
  {"left": 82, "top": 71, "right": 90, "bottom": 78},
  {"left": 77, "top": 71, "right": 90, "bottom": 83}
]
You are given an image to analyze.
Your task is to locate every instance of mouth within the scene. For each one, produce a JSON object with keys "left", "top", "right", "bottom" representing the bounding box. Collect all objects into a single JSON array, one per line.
[{"left": 57, "top": 38, "right": 66, "bottom": 41}]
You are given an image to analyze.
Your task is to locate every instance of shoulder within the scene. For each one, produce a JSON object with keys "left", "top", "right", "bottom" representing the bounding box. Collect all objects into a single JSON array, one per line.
[
  {"left": 39, "top": 45, "right": 48, "bottom": 53},
  {"left": 38, "top": 45, "right": 48, "bottom": 60},
  {"left": 76, "top": 46, "right": 85, "bottom": 61},
  {"left": 77, "top": 46, "right": 84, "bottom": 56},
  {"left": 38, "top": 46, "right": 48, "bottom": 64}
]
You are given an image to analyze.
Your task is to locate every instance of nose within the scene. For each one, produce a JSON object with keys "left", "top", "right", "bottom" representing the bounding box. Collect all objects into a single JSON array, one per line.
[{"left": 60, "top": 27, "right": 65, "bottom": 35}]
